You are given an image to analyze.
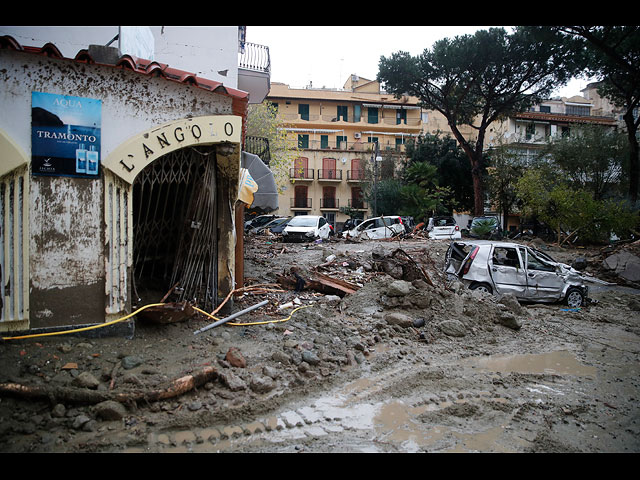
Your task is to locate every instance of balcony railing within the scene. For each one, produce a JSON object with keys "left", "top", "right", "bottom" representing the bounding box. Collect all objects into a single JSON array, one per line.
[
  {"left": 317, "top": 169, "right": 342, "bottom": 180},
  {"left": 289, "top": 168, "right": 314, "bottom": 180},
  {"left": 238, "top": 42, "right": 271, "bottom": 74},
  {"left": 291, "top": 197, "right": 312, "bottom": 209},
  {"left": 280, "top": 113, "right": 421, "bottom": 127},
  {"left": 347, "top": 170, "right": 366, "bottom": 181},
  {"left": 320, "top": 198, "right": 339, "bottom": 209},
  {"left": 245, "top": 136, "right": 271, "bottom": 165},
  {"left": 291, "top": 138, "right": 410, "bottom": 153},
  {"left": 348, "top": 199, "right": 368, "bottom": 210}
]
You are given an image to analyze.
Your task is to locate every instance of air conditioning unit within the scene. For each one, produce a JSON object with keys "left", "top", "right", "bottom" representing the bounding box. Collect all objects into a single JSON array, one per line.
[{"left": 354, "top": 133, "right": 361, "bottom": 139}]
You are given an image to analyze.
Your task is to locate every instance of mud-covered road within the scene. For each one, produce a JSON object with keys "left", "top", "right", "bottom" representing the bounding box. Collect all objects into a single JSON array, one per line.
[{"left": 1, "top": 236, "right": 639, "bottom": 453}]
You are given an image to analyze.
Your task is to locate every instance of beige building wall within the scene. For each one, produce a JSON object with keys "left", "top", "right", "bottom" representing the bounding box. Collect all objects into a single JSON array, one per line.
[{"left": 268, "top": 77, "right": 423, "bottom": 228}]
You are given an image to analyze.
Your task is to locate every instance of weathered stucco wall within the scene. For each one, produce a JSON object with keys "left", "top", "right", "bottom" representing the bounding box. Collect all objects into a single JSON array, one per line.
[{"left": 0, "top": 49, "right": 239, "bottom": 330}]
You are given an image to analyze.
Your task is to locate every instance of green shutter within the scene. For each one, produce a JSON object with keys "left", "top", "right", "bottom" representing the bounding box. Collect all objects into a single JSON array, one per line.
[
  {"left": 298, "top": 104, "right": 309, "bottom": 120},
  {"left": 337, "top": 105, "right": 348, "bottom": 121},
  {"left": 368, "top": 107, "right": 378, "bottom": 124},
  {"left": 321, "top": 135, "right": 329, "bottom": 149}
]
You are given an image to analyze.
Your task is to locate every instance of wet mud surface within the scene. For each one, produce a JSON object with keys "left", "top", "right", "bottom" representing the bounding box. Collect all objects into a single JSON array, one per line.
[{"left": 1, "top": 236, "right": 639, "bottom": 453}]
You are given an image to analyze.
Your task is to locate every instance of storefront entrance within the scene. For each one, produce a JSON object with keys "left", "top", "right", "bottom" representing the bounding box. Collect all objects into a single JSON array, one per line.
[{"left": 132, "top": 146, "right": 219, "bottom": 312}]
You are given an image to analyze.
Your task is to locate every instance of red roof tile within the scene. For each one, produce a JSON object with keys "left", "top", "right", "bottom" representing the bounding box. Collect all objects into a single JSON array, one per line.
[{"left": 0, "top": 35, "right": 250, "bottom": 106}]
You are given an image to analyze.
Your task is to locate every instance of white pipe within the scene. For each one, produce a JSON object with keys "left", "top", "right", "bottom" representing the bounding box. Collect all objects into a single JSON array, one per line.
[{"left": 193, "top": 299, "right": 269, "bottom": 334}]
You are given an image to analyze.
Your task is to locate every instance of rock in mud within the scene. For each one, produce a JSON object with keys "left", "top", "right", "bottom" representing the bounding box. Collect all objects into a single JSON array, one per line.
[
  {"left": 438, "top": 319, "right": 467, "bottom": 337},
  {"left": 95, "top": 400, "right": 127, "bottom": 420},
  {"left": 226, "top": 347, "right": 247, "bottom": 368},
  {"left": 496, "top": 312, "right": 522, "bottom": 330},
  {"left": 603, "top": 250, "right": 640, "bottom": 282},
  {"left": 121, "top": 355, "right": 143, "bottom": 370},
  {"left": 384, "top": 312, "right": 414, "bottom": 328},
  {"left": 73, "top": 372, "right": 100, "bottom": 389},
  {"left": 387, "top": 280, "right": 411, "bottom": 296},
  {"left": 250, "top": 375, "right": 275, "bottom": 393},
  {"left": 302, "top": 349, "right": 321, "bottom": 365},
  {"left": 496, "top": 293, "right": 525, "bottom": 316},
  {"left": 220, "top": 371, "right": 247, "bottom": 391}
]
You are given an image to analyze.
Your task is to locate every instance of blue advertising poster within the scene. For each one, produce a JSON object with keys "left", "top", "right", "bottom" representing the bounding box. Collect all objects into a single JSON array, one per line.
[{"left": 31, "top": 92, "right": 102, "bottom": 178}]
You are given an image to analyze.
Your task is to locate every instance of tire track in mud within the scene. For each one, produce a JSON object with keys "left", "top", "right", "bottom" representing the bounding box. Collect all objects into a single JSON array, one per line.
[{"left": 126, "top": 361, "right": 550, "bottom": 453}]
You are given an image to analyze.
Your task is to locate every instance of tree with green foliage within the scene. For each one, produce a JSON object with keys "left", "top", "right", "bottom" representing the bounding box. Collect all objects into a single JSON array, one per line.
[
  {"left": 485, "top": 138, "right": 524, "bottom": 231},
  {"left": 526, "top": 26, "right": 640, "bottom": 204},
  {"left": 246, "top": 101, "right": 300, "bottom": 193},
  {"left": 398, "top": 161, "right": 454, "bottom": 222},
  {"left": 378, "top": 27, "right": 579, "bottom": 216},
  {"left": 404, "top": 132, "right": 474, "bottom": 213},
  {"left": 542, "top": 124, "right": 628, "bottom": 200},
  {"left": 516, "top": 165, "right": 639, "bottom": 244}
]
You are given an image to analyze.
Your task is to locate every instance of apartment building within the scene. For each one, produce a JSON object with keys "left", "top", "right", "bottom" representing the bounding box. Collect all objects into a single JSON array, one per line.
[
  {"left": 266, "top": 75, "right": 423, "bottom": 229},
  {"left": 491, "top": 94, "right": 618, "bottom": 164}
]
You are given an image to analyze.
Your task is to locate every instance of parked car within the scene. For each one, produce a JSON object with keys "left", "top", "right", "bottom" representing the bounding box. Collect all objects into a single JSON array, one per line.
[
  {"left": 346, "top": 216, "right": 405, "bottom": 240},
  {"left": 252, "top": 216, "right": 291, "bottom": 235},
  {"left": 340, "top": 218, "right": 363, "bottom": 237},
  {"left": 282, "top": 215, "right": 332, "bottom": 242},
  {"left": 427, "top": 216, "right": 461, "bottom": 240},
  {"left": 444, "top": 240, "right": 590, "bottom": 308},
  {"left": 244, "top": 214, "right": 283, "bottom": 232},
  {"left": 468, "top": 216, "right": 503, "bottom": 239}
]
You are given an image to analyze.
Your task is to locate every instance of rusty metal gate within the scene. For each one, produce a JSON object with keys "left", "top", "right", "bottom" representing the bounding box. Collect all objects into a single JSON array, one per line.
[{"left": 132, "top": 146, "right": 219, "bottom": 312}]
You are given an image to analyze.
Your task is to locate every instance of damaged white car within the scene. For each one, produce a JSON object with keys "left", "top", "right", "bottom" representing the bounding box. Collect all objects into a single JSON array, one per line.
[
  {"left": 445, "top": 240, "right": 599, "bottom": 308},
  {"left": 346, "top": 216, "right": 405, "bottom": 240}
]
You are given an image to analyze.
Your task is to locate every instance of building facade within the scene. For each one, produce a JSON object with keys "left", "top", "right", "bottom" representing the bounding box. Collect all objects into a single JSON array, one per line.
[
  {"left": 266, "top": 75, "right": 423, "bottom": 228},
  {"left": 490, "top": 94, "right": 618, "bottom": 164},
  {"left": 0, "top": 29, "right": 269, "bottom": 337}
]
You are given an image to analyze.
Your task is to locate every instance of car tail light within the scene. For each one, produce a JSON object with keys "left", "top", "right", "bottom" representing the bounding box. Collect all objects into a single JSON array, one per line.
[
  {"left": 455, "top": 225, "right": 459, "bottom": 231},
  {"left": 398, "top": 217, "right": 403, "bottom": 224},
  {"left": 462, "top": 246, "right": 479, "bottom": 275}
]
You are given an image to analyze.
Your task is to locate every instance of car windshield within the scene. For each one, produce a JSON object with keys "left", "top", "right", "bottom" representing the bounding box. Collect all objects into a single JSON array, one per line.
[
  {"left": 434, "top": 217, "right": 456, "bottom": 226},
  {"left": 288, "top": 216, "right": 317, "bottom": 227},
  {"left": 265, "top": 218, "right": 287, "bottom": 227}
]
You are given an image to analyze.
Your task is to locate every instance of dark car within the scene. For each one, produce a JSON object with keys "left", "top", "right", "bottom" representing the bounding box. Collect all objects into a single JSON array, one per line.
[
  {"left": 254, "top": 217, "right": 291, "bottom": 235},
  {"left": 244, "top": 214, "right": 282, "bottom": 232},
  {"left": 339, "top": 218, "right": 363, "bottom": 237}
]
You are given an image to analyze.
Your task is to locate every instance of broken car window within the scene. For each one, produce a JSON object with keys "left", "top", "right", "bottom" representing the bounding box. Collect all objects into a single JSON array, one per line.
[
  {"left": 492, "top": 247, "right": 521, "bottom": 268},
  {"left": 526, "top": 249, "right": 555, "bottom": 272}
]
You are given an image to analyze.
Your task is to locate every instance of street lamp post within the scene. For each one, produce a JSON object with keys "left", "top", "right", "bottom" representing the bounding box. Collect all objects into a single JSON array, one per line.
[{"left": 372, "top": 141, "right": 382, "bottom": 217}]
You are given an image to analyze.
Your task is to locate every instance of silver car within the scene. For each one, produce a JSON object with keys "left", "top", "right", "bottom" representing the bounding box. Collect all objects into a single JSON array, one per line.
[{"left": 444, "top": 240, "right": 590, "bottom": 308}]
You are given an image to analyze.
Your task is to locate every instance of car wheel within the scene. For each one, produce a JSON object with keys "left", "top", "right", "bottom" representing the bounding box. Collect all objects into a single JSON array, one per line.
[
  {"left": 469, "top": 282, "right": 493, "bottom": 294},
  {"left": 565, "top": 287, "right": 584, "bottom": 308}
]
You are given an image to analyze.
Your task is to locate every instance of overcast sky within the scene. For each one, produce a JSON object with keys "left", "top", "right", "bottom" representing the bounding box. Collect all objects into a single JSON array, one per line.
[{"left": 247, "top": 26, "right": 588, "bottom": 97}]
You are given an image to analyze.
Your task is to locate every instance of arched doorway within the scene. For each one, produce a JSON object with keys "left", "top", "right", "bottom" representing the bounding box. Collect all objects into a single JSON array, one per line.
[
  {"left": 131, "top": 146, "right": 219, "bottom": 312},
  {"left": 103, "top": 115, "right": 242, "bottom": 320}
]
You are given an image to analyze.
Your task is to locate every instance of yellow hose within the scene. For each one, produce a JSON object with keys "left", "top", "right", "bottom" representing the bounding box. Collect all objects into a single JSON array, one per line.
[
  {"left": 2, "top": 301, "right": 311, "bottom": 341},
  {"left": 1, "top": 303, "right": 167, "bottom": 341}
]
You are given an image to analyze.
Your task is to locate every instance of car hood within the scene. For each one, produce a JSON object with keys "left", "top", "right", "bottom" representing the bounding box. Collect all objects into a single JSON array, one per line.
[{"left": 285, "top": 226, "right": 316, "bottom": 233}]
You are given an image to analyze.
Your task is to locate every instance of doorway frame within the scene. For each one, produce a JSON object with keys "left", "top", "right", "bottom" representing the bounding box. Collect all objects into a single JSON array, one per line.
[{"left": 102, "top": 115, "right": 242, "bottom": 320}]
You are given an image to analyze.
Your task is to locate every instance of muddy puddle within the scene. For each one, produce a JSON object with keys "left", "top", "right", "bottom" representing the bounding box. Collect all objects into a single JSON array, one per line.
[{"left": 466, "top": 350, "right": 598, "bottom": 377}]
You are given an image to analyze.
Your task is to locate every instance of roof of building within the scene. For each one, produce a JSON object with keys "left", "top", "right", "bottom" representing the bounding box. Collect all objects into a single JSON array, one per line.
[
  {"left": 512, "top": 111, "right": 617, "bottom": 126},
  {"left": 0, "top": 35, "right": 249, "bottom": 117},
  {"left": 268, "top": 81, "right": 421, "bottom": 107}
]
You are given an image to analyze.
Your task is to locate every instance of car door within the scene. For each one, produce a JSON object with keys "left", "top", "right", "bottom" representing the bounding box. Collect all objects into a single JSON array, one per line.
[
  {"left": 318, "top": 216, "right": 330, "bottom": 238},
  {"left": 488, "top": 246, "right": 527, "bottom": 296},
  {"left": 358, "top": 218, "right": 382, "bottom": 239},
  {"left": 524, "top": 247, "right": 564, "bottom": 301}
]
